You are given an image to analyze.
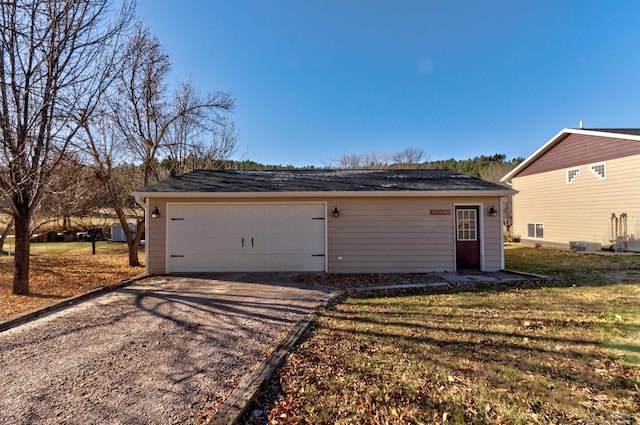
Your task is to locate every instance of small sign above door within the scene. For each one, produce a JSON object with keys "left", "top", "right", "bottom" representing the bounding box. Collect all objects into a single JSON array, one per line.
[{"left": 430, "top": 209, "right": 451, "bottom": 215}]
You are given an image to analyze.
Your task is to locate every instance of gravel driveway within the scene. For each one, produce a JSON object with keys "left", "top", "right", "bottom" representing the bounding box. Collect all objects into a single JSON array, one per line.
[{"left": 0, "top": 274, "right": 332, "bottom": 424}]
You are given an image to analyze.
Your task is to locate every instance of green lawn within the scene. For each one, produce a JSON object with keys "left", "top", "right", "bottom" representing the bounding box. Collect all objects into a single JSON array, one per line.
[
  {"left": 505, "top": 244, "right": 640, "bottom": 286},
  {"left": 259, "top": 247, "right": 640, "bottom": 424}
]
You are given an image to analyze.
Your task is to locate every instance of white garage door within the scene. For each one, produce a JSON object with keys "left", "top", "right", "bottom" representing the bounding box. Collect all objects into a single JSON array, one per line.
[{"left": 166, "top": 203, "right": 326, "bottom": 273}]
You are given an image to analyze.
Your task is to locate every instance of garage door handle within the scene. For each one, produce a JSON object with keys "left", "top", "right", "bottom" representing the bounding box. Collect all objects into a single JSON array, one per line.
[
  {"left": 251, "top": 237, "right": 254, "bottom": 247},
  {"left": 242, "top": 237, "right": 244, "bottom": 247}
]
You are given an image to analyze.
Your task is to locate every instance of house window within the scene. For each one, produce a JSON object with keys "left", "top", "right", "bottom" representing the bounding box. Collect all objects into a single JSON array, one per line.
[
  {"left": 527, "top": 223, "right": 544, "bottom": 239},
  {"left": 589, "top": 162, "right": 606, "bottom": 179},
  {"left": 566, "top": 167, "right": 580, "bottom": 183}
]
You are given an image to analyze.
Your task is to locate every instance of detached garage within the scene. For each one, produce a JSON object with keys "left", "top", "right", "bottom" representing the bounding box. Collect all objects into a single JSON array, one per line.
[{"left": 133, "top": 169, "right": 514, "bottom": 275}]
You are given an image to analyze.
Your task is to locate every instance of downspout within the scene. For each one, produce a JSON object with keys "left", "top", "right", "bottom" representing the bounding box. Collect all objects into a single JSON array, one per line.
[
  {"left": 134, "top": 194, "right": 149, "bottom": 275},
  {"left": 500, "top": 196, "right": 505, "bottom": 270}
]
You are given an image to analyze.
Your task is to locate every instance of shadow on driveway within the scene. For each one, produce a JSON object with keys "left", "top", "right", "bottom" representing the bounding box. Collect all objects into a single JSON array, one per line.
[{"left": 0, "top": 273, "right": 333, "bottom": 425}]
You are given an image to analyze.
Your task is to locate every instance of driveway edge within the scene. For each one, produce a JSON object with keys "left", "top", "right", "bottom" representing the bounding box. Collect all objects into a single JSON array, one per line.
[
  {"left": 0, "top": 273, "right": 149, "bottom": 333},
  {"left": 208, "top": 289, "right": 343, "bottom": 425}
]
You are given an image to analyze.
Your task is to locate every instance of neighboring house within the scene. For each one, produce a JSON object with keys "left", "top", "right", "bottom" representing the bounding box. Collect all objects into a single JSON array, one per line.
[
  {"left": 133, "top": 169, "right": 514, "bottom": 275},
  {"left": 501, "top": 128, "right": 640, "bottom": 251}
]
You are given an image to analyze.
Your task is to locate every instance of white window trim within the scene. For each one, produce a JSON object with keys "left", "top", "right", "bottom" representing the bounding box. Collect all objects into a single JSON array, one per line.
[
  {"left": 527, "top": 222, "right": 544, "bottom": 239},
  {"left": 566, "top": 167, "right": 580, "bottom": 184},
  {"left": 589, "top": 162, "right": 606, "bottom": 180}
]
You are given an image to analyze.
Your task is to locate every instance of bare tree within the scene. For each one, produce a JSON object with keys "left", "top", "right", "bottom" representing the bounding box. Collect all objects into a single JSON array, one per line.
[
  {"left": 112, "top": 25, "right": 234, "bottom": 186},
  {"left": 32, "top": 155, "right": 94, "bottom": 233},
  {"left": 392, "top": 146, "right": 426, "bottom": 168},
  {"left": 326, "top": 147, "right": 428, "bottom": 170},
  {"left": 163, "top": 80, "right": 238, "bottom": 176},
  {"left": 0, "top": 0, "right": 133, "bottom": 294},
  {"left": 76, "top": 115, "right": 146, "bottom": 267},
  {"left": 80, "top": 25, "right": 235, "bottom": 267},
  {"left": 326, "top": 150, "right": 391, "bottom": 169}
]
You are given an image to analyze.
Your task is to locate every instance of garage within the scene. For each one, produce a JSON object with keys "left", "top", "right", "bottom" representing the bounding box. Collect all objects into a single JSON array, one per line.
[
  {"left": 135, "top": 169, "right": 514, "bottom": 274},
  {"left": 166, "top": 202, "right": 326, "bottom": 273}
]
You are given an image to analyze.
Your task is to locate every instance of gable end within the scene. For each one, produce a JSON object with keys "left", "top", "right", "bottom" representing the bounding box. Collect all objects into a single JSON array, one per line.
[{"left": 516, "top": 133, "right": 640, "bottom": 178}]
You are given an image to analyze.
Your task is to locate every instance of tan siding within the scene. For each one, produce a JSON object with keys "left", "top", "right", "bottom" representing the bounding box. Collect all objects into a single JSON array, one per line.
[
  {"left": 146, "top": 198, "right": 169, "bottom": 274},
  {"left": 143, "top": 195, "right": 505, "bottom": 274},
  {"left": 327, "top": 198, "right": 452, "bottom": 273},
  {"left": 512, "top": 154, "right": 640, "bottom": 247},
  {"left": 518, "top": 133, "right": 640, "bottom": 177},
  {"left": 483, "top": 210, "right": 503, "bottom": 271}
]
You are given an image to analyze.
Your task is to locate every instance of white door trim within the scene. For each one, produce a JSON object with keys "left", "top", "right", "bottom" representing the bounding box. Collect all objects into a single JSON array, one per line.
[{"left": 452, "top": 202, "right": 485, "bottom": 272}]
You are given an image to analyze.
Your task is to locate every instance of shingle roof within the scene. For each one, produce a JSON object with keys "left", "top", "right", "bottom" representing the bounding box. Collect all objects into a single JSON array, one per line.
[
  {"left": 136, "top": 169, "right": 512, "bottom": 194},
  {"left": 579, "top": 128, "right": 640, "bottom": 136}
]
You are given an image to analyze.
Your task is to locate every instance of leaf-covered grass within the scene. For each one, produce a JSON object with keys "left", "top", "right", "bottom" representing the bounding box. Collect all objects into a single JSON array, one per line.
[
  {"left": 19, "top": 241, "right": 133, "bottom": 256},
  {"left": 0, "top": 242, "right": 143, "bottom": 321},
  {"left": 261, "top": 247, "right": 640, "bottom": 424}
]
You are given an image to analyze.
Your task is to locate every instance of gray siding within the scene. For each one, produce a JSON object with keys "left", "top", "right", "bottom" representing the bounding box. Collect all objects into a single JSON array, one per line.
[
  {"left": 144, "top": 195, "right": 505, "bottom": 274},
  {"left": 326, "top": 198, "right": 454, "bottom": 273}
]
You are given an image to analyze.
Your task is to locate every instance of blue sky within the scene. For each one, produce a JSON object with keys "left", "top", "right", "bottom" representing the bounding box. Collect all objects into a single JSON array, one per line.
[{"left": 136, "top": 1, "right": 640, "bottom": 167}]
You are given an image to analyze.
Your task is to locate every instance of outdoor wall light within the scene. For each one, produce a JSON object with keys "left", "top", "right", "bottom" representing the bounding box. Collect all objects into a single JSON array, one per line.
[
  {"left": 333, "top": 206, "right": 340, "bottom": 217},
  {"left": 488, "top": 205, "right": 498, "bottom": 217},
  {"left": 151, "top": 206, "right": 161, "bottom": 218}
]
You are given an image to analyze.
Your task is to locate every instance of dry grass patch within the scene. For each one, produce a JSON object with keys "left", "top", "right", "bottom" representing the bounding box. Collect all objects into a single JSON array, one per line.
[
  {"left": 506, "top": 246, "right": 640, "bottom": 286},
  {"left": 0, "top": 242, "right": 143, "bottom": 321},
  {"left": 252, "top": 248, "right": 640, "bottom": 424}
]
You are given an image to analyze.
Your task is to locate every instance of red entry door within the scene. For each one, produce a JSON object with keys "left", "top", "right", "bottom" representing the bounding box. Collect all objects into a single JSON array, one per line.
[{"left": 455, "top": 207, "right": 480, "bottom": 270}]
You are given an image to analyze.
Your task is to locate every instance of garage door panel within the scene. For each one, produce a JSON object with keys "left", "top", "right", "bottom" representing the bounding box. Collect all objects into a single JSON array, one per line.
[
  {"left": 264, "top": 237, "right": 324, "bottom": 253},
  {"left": 170, "top": 254, "right": 244, "bottom": 272},
  {"left": 171, "top": 236, "right": 244, "bottom": 254},
  {"left": 243, "top": 254, "right": 324, "bottom": 272},
  {"left": 167, "top": 203, "right": 325, "bottom": 273}
]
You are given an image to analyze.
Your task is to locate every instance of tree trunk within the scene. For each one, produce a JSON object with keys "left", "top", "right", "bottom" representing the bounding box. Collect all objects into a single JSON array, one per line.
[
  {"left": 13, "top": 214, "right": 30, "bottom": 295},
  {"left": 127, "top": 238, "right": 140, "bottom": 266},
  {"left": 111, "top": 203, "right": 142, "bottom": 267},
  {"left": 0, "top": 221, "right": 13, "bottom": 255}
]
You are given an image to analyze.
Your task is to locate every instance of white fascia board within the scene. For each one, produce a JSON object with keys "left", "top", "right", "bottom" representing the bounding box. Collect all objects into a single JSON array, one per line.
[
  {"left": 133, "top": 189, "right": 515, "bottom": 200},
  {"left": 500, "top": 128, "right": 569, "bottom": 183},
  {"left": 500, "top": 128, "right": 640, "bottom": 183}
]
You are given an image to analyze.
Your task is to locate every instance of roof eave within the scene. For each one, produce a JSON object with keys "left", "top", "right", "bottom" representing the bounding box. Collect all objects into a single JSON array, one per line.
[{"left": 133, "top": 189, "right": 515, "bottom": 200}]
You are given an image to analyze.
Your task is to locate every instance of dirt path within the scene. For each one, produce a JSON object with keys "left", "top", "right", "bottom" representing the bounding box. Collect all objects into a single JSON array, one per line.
[{"left": 0, "top": 274, "right": 332, "bottom": 425}]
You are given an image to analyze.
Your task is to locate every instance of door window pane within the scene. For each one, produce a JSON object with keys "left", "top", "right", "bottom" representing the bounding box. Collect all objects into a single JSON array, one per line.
[{"left": 457, "top": 209, "right": 477, "bottom": 241}]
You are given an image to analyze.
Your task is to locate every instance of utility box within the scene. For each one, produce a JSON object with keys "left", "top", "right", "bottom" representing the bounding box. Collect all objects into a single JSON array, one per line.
[
  {"left": 111, "top": 223, "right": 136, "bottom": 242},
  {"left": 569, "top": 241, "right": 601, "bottom": 252}
]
